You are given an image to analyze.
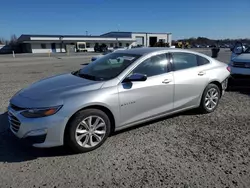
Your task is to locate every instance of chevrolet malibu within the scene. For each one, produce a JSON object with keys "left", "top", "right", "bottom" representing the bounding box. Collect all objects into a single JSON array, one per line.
[{"left": 8, "top": 48, "right": 230, "bottom": 153}]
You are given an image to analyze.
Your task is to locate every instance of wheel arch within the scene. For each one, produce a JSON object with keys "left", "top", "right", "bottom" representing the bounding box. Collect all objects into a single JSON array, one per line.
[
  {"left": 63, "top": 105, "right": 116, "bottom": 144},
  {"left": 208, "top": 80, "right": 223, "bottom": 97},
  {"left": 198, "top": 80, "right": 223, "bottom": 105}
]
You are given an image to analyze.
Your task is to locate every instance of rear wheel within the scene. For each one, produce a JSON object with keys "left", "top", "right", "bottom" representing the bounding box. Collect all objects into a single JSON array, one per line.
[
  {"left": 65, "top": 109, "right": 111, "bottom": 153},
  {"left": 199, "top": 84, "right": 221, "bottom": 113}
]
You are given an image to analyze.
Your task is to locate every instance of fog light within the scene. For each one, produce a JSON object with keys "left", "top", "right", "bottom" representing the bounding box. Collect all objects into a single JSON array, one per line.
[{"left": 24, "top": 129, "right": 48, "bottom": 137}]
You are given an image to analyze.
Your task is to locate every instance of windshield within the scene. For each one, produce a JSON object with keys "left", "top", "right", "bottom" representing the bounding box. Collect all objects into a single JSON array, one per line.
[
  {"left": 79, "top": 44, "right": 86, "bottom": 48},
  {"left": 244, "top": 47, "right": 250, "bottom": 53},
  {"left": 77, "top": 53, "right": 141, "bottom": 81}
]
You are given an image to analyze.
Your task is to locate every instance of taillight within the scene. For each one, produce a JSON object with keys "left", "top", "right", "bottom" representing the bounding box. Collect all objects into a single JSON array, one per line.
[{"left": 227, "top": 66, "right": 231, "bottom": 72}]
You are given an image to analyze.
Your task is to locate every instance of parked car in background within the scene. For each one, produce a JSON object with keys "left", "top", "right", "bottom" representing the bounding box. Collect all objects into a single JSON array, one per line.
[
  {"left": 228, "top": 42, "right": 250, "bottom": 87},
  {"left": 76, "top": 42, "right": 88, "bottom": 52},
  {"left": 94, "top": 43, "right": 108, "bottom": 52},
  {"left": 8, "top": 48, "right": 230, "bottom": 153},
  {"left": 91, "top": 48, "right": 126, "bottom": 61}
]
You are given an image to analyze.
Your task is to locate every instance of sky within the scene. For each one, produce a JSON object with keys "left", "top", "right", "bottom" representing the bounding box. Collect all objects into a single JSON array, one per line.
[{"left": 0, "top": 0, "right": 249, "bottom": 40}]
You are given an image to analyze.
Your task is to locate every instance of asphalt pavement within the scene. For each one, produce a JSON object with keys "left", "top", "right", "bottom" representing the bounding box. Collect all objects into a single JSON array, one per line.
[{"left": 0, "top": 49, "right": 249, "bottom": 188}]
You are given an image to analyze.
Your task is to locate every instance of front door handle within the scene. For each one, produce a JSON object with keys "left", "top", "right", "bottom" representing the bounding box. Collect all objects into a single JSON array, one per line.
[
  {"left": 162, "top": 79, "right": 172, "bottom": 84},
  {"left": 198, "top": 71, "right": 206, "bottom": 76}
]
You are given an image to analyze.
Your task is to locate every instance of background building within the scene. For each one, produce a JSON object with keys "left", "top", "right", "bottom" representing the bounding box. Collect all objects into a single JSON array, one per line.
[
  {"left": 17, "top": 31, "right": 172, "bottom": 53},
  {"left": 101, "top": 31, "right": 172, "bottom": 47}
]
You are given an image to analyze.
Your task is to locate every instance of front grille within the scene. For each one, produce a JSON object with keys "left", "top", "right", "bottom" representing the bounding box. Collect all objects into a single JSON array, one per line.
[
  {"left": 233, "top": 62, "right": 250, "bottom": 68},
  {"left": 8, "top": 111, "right": 21, "bottom": 133},
  {"left": 231, "top": 74, "right": 250, "bottom": 79}
]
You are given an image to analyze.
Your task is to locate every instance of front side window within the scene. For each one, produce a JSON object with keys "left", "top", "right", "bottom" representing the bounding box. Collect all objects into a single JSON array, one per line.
[
  {"left": 78, "top": 53, "right": 141, "bottom": 81},
  {"left": 171, "top": 52, "right": 198, "bottom": 71},
  {"left": 132, "top": 53, "right": 169, "bottom": 77}
]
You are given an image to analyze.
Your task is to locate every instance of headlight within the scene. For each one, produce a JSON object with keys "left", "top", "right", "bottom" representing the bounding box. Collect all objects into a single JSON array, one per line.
[{"left": 20, "top": 106, "right": 62, "bottom": 118}]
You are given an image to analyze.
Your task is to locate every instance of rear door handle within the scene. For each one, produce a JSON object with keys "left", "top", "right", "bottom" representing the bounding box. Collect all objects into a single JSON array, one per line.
[
  {"left": 162, "top": 79, "right": 172, "bottom": 84},
  {"left": 198, "top": 71, "right": 206, "bottom": 76}
]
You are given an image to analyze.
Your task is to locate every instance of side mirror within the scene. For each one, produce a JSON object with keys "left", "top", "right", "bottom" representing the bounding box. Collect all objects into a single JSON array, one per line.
[{"left": 123, "top": 73, "right": 147, "bottom": 82}]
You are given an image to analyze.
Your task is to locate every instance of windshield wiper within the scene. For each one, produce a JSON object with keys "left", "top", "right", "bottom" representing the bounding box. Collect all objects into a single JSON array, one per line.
[{"left": 78, "top": 73, "right": 98, "bottom": 81}]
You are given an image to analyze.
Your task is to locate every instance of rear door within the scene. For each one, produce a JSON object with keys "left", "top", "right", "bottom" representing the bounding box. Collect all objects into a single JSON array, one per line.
[{"left": 170, "top": 52, "right": 210, "bottom": 110}]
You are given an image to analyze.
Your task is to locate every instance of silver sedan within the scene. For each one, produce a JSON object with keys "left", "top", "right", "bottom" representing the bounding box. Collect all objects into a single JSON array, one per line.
[{"left": 8, "top": 48, "right": 230, "bottom": 153}]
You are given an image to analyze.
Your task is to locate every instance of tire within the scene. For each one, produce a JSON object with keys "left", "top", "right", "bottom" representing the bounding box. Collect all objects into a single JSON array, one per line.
[
  {"left": 65, "top": 109, "right": 111, "bottom": 153},
  {"left": 199, "top": 83, "right": 221, "bottom": 113}
]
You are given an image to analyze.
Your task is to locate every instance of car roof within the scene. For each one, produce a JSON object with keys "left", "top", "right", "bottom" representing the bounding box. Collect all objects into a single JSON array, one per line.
[{"left": 113, "top": 47, "right": 199, "bottom": 56}]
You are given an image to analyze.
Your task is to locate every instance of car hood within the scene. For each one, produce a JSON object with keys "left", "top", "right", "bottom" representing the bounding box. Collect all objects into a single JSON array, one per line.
[
  {"left": 92, "top": 55, "right": 104, "bottom": 60},
  {"left": 10, "top": 73, "right": 104, "bottom": 108},
  {"left": 232, "top": 53, "right": 250, "bottom": 63}
]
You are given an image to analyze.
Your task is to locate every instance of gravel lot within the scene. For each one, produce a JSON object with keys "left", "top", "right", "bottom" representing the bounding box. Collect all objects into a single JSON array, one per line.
[{"left": 0, "top": 49, "right": 249, "bottom": 188}]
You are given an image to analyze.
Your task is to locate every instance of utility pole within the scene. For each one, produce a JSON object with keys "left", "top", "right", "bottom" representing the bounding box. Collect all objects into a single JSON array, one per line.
[{"left": 86, "top": 31, "right": 88, "bottom": 36}]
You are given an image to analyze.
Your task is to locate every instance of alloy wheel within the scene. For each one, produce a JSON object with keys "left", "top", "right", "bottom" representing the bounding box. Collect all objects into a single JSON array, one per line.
[
  {"left": 75, "top": 116, "right": 106, "bottom": 148},
  {"left": 204, "top": 88, "right": 219, "bottom": 111}
]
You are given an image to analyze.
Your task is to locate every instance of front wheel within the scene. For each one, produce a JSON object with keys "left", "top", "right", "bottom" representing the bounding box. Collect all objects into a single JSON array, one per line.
[
  {"left": 65, "top": 109, "right": 111, "bottom": 153},
  {"left": 199, "top": 84, "right": 221, "bottom": 113}
]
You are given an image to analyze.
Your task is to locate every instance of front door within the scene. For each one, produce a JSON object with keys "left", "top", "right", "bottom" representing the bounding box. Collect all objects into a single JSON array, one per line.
[{"left": 118, "top": 53, "right": 174, "bottom": 127}]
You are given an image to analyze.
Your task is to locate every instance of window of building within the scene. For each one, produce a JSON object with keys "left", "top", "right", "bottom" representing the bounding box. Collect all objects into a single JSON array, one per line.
[
  {"left": 132, "top": 53, "right": 169, "bottom": 77},
  {"left": 110, "top": 43, "right": 114, "bottom": 47},
  {"left": 41, "top": 44, "right": 46, "bottom": 49},
  {"left": 79, "top": 44, "right": 86, "bottom": 49},
  {"left": 86, "top": 43, "right": 90, "bottom": 48},
  {"left": 171, "top": 52, "right": 198, "bottom": 71},
  {"left": 197, "top": 55, "right": 210, "bottom": 66},
  {"left": 119, "top": 43, "right": 122, "bottom": 47},
  {"left": 126, "top": 43, "right": 130, "bottom": 47}
]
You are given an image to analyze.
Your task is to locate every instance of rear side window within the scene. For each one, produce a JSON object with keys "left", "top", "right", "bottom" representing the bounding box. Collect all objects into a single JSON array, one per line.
[
  {"left": 197, "top": 55, "right": 210, "bottom": 66},
  {"left": 171, "top": 52, "right": 198, "bottom": 71}
]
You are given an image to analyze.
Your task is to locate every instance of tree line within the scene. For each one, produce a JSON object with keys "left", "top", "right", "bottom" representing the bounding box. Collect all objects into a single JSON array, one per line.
[
  {"left": 0, "top": 34, "right": 18, "bottom": 45},
  {"left": 173, "top": 37, "right": 250, "bottom": 46}
]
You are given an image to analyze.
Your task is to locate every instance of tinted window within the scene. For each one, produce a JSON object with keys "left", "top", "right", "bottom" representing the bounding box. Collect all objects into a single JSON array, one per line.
[
  {"left": 244, "top": 47, "right": 250, "bottom": 53},
  {"left": 172, "top": 52, "right": 198, "bottom": 71},
  {"left": 132, "top": 54, "right": 169, "bottom": 77},
  {"left": 78, "top": 53, "right": 141, "bottom": 81},
  {"left": 197, "top": 55, "right": 210, "bottom": 66}
]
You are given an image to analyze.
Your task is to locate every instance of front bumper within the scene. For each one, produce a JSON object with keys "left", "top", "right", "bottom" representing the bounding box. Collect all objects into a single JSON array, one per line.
[
  {"left": 7, "top": 106, "right": 69, "bottom": 148},
  {"left": 221, "top": 77, "right": 228, "bottom": 95},
  {"left": 229, "top": 65, "right": 250, "bottom": 77},
  {"left": 228, "top": 65, "right": 250, "bottom": 87}
]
